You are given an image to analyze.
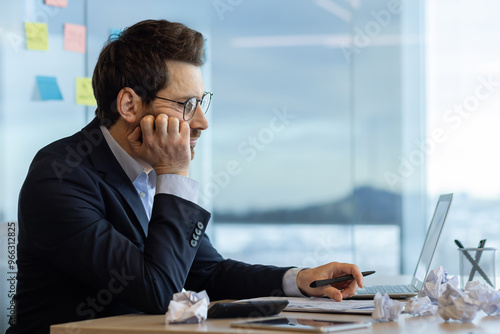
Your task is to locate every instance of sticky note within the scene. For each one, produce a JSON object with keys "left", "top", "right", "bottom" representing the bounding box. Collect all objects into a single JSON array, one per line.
[
  {"left": 25, "top": 23, "right": 49, "bottom": 51},
  {"left": 45, "top": 0, "right": 68, "bottom": 7},
  {"left": 109, "top": 28, "right": 123, "bottom": 41},
  {"left": 64, "top": 23, "right": 86, "bottom": 53},
  {"left": 76, "top": 77, "right": 96, "bottom": 106},
  {"left": 36, "top": 76, "right": 63, "bottom": 100}
]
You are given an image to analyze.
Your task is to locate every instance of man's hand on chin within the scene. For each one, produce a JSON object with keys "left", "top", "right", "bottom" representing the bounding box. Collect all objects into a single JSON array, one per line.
[{"left": 128, "top": 114, "right": 191, "bottom": 177}]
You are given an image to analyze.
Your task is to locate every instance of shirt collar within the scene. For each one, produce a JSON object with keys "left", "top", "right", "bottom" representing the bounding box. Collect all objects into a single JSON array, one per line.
[{"left": 100, "top": 125, "right": 156, "bottom": 186}]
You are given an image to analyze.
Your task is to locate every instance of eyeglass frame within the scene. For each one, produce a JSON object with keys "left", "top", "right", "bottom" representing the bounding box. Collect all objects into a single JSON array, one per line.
[{"left": 155, "top": 92, "right": 213, "bottom": 121}]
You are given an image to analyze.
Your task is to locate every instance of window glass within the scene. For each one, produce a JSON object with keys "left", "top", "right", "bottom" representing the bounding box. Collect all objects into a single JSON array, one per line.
[
  {"left": 427, "top": 0, "right": 500, "bottom": 275},
  {"left": 207, "top": 0, "right": 420, "bottom": 274}
]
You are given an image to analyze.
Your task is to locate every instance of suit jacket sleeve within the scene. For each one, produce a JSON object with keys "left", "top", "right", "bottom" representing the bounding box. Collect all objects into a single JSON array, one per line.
[{"left": 19, "top": 153, "right": 211, "bottom": 315}]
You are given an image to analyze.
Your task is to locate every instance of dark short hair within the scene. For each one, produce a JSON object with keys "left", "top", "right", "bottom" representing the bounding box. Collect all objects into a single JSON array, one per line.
[{"left": 92, "top": 19, "right": 205, "bottom": 126}]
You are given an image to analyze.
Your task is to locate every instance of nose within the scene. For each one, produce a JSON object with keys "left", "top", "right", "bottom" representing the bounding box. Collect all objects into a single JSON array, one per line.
[{"left": 188, "top": 104, "right": 209, "bottom": 130}]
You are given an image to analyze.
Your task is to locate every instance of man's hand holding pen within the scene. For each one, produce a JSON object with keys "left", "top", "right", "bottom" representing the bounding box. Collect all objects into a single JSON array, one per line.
[{"left": 296, "top": 262, "right": 365, "bottom": 301}]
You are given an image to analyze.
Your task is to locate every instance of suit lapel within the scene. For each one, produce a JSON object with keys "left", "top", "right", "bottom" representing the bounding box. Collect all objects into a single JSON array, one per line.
[{"left": 83, "top": 118, "right": 150, "bottom": 237}]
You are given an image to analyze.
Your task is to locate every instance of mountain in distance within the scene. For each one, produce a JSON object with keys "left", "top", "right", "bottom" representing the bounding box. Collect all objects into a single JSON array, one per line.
[{"left": 213, "top": 186, "right": 402, "bottom": 225}]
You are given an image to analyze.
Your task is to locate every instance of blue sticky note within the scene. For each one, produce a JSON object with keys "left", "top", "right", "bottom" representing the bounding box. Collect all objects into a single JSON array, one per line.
[
  {"left": 109, "top": 28, "right": 123, "bottom": 41},
  {"left": 36, "top": 76, "right": 63, "bottom": 100}
]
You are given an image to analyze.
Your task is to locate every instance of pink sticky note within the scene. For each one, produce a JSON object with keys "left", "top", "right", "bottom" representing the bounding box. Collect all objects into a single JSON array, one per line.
[
  {"left": 45, "top": 0, "right": 68, "bottom": 8},
  {"left": 64, "top": 23, "right": 86, "bottom": 53}
]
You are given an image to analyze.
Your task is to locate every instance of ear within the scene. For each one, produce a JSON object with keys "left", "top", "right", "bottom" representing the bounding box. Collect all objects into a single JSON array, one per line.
[{"left": 116, "top": 87, "right": 142, "bottom": 124}]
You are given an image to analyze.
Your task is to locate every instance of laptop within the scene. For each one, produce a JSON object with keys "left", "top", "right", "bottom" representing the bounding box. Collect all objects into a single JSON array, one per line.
[{"left": 351, "top": 193, "right": 453, "bottom": 299}]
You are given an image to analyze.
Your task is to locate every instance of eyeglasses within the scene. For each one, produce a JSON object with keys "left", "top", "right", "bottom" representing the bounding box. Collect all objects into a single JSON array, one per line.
[{"left": 155, "top": 92, "right": 213, "bottom": 121}]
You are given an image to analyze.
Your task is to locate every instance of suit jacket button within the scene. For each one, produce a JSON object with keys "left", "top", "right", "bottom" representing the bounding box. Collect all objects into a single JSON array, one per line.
[
  {"left": 196, "top": 222, "right": 204, "bottom": 230},
  {"left": 194, "top": 228, "right": 203, "bottom": 236},
  {"left": 190, "top": 239, "right": 198, "bottom": 247},
  {"left": 192, "top": 233, "right": 200, "bottom": 241}
]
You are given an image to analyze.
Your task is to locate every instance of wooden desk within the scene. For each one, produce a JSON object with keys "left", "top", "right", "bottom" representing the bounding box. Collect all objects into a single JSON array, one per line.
[{"left": 51, "top": 311, "right": 500, "bottom": 334}]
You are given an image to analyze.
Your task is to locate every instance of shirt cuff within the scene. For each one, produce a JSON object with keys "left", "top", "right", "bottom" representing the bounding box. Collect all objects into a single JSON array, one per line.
[
  {"left": 282, "top": 267, "right": 306, "bottom": 297},
  {"left": 156, "top": 174, "right": 199, "bottom": 204}
]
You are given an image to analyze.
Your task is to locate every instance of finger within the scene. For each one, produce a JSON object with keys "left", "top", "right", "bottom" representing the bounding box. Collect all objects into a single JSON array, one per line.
[
  {"left": 335, "top": 263, "right": 363, "bottom": 289},
  {"left": 321, "top": 286, "right": 343, "bottom": 302},
  {"left": 333, "top": 281, "right": 351, "bottom": 291},
  {"left": 155, "top": 113, "right": 169, "bottom": 137},
  {"left": 340, "top": 280, "right": 359, "bottom": 299},
  {"left": 167, "top": 116, "right": 180, "bottom": 135},
  {"left": 140, "top": 115, "right": 155, "bottom": 140},
  {"left": 180, "top": 120, "right": 190, "bottom": 138},
  {"left": 350, "top": 266, "right": 363, "bottom": 288}
]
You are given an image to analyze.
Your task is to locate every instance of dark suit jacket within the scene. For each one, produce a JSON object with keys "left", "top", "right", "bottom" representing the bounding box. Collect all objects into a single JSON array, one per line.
[{"left": 8, "top": 118, "right": 291, "bottom": 334}]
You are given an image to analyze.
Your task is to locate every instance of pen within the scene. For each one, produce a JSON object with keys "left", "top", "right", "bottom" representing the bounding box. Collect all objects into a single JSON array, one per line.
[
  {"left": 468, "top": 239, "right": 486, "bottom": 281},
  {"left": 309, "top": 270, "right": 375, "bottom": 288},
  {"left": 455, "top": 239, "right": 494, "bottom": 287}
]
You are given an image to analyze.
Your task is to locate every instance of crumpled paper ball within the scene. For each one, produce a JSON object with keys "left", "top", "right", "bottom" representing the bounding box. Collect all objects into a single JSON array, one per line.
[
  {"left": 165, "top": 290, "right": 210, "bottom": 324},
  {"left": 465, "top": 281, "right": 500, "bottom": 315},
  {"left": 419, "top": 266, "right": 459, "bottom": 304},
  {"left": 405, "top": 295, "right": 438, "bottom": 316},
  {"left": 438, "top": 284, "right": 480, "bottom": 322},
  {"left": 372, "top": 292, "right": 405, "bottom": 321},
  {"left": 402, "top": 266, "right": 500, "bottom": 322}
]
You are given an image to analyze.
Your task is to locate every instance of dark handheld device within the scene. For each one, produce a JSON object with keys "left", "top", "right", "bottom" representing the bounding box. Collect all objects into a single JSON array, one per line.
[{"left": 207, "top": 300, "right": 289, "bottom": 319}]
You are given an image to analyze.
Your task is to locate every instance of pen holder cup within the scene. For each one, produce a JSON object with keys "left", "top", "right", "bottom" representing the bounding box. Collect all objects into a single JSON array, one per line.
[{"left": 459, "top": 247, "right": 496, "bottom": 290}]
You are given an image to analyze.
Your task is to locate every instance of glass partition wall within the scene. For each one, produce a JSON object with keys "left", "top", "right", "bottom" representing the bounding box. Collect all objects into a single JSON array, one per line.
[
  {"left": 207, "top": 0, "right": 426, "bottom": 274},
  {"left": 0, "top": 1, "right": 428, "bottom": 289}
]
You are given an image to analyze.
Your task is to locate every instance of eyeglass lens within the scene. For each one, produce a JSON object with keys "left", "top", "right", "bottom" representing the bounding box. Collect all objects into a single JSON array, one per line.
[{"left": 184, "top": 93, "right": 211, "bottom": 119}]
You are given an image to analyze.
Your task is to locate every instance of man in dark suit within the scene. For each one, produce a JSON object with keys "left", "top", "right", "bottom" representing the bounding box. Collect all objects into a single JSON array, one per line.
[{"left": 7, "top": 20, "right": 363, "bottom": 334}]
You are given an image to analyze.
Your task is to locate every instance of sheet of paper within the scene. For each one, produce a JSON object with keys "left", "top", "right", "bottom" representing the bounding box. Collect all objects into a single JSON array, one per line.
[
  {"left": 36, "top": 76, "right": 63, "bottom": 100},
  {"left": 64, "top": 23, "right": 86, "bottom": 53},
  {"left": 25, "top": 23, "right": 49, "bottom": 51},
  {"left": 237, "top": 296, "right": 375, "bottom": 314},
  {"left": 45, "top": 0, "right": 68, "bottom": 8},
  {"left": 75, "top": 77, "right": 96, "bottom": 106}
]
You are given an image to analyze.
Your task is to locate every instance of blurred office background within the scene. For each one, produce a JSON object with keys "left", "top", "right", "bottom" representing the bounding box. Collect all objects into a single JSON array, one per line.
[{"left": 1, "top": 0, "right": 500, "bottom": 286}]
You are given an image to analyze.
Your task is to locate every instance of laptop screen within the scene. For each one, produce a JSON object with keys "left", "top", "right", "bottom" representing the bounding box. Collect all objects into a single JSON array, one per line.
[{"left": 411, "top": 194, "right": 453, "bottom": 290}]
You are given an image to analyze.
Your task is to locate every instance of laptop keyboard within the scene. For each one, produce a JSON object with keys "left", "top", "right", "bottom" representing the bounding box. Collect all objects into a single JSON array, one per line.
[{"left": 356, "top": 284, "right": 416, "bottom": 295}]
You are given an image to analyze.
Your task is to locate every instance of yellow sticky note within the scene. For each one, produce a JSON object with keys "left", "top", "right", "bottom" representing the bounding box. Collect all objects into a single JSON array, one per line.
[
  {"left": 25, "top": 23, "right": 49, "bottom": 51},
  {"left": 76, "top": 77, "right": 96, "bottom": 106}
]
